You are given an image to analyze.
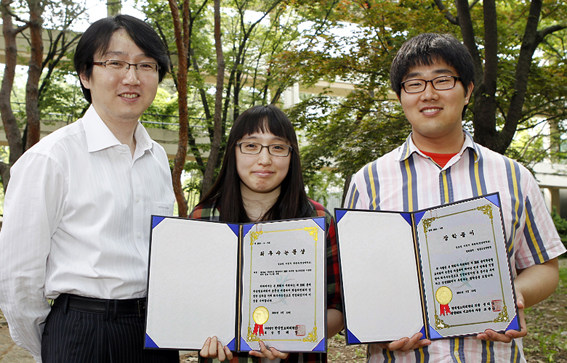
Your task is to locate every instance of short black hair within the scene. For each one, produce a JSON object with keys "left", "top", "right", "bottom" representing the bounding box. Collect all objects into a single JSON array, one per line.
[
  {"left": 74, "top": 15, "right": 170, "bottom": 103},
  {"left": 390, "top": 33, "right": 474, "bottom": 99}
]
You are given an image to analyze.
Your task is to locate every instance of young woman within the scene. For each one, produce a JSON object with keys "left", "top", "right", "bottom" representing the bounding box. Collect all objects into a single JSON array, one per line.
[{"left": 190, "top": 105, "right": 343, "bottom": 363}]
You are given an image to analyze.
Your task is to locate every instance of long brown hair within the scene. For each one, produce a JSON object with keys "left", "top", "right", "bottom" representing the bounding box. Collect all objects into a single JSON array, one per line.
[{"left": 196, "top": 105, "right": 312, "bottom": 223}]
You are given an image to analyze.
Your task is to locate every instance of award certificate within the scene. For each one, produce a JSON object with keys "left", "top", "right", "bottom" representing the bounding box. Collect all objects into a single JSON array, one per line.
[
  {"left": 335, "top": 193, "right": 519, "bottom": 344},
  {"left": 144, "top": 216, "right": 327, "bottom": 353}
]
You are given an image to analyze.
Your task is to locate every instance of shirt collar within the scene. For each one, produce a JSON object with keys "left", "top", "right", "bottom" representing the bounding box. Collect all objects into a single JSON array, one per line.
[
  {"left": 82, "top": 105, "right": 154, "bottom": 156},
  {"left": 396, "top": 129, "right": 480, "bottom": 164}
]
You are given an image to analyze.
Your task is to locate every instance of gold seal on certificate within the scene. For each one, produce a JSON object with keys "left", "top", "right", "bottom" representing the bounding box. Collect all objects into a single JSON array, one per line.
[
  {"left": 253, "top": 306, "right": 269, "bottom": 336},
  {"left": 435, "top": 286, "right": 453, "bottom": 316}
]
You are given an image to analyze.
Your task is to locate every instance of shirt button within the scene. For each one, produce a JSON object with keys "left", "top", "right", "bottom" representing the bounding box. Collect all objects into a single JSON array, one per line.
[
  {"left": 135, "top": 196, "right": 140, "bottom": 203},
  {"left": 137, "top": 232, "right": 142, "bottom": 238}
]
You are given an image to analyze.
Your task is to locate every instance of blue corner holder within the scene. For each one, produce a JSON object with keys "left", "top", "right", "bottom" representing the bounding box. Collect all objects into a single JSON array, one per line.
[
  {"left": 240, "top": 337, "right": 252, "bottom": 352},
  {"left": 313, "top": 338, "right": 326, "bottom": 352},
  {"left": 413, "top": 211, "right": 426, "bottom": 225},
  {"left": 228, "top": 223, "right": 240, "bottom": 236},
  {"left": 346, "top": 329, "right": 361, "bottom": 344},
  {"left": 401, "top": 212, "right": 413, "bottom": 226},
  {"left": 428, "top": 325, "right": 443, "bottom": 340},
  {"left": 507, "top": 314, "right": 520, "bottom": 331},
  {"left": 419, "top": 325, "right": 427, "bottom": 339},
  {"left": 485, "top": 193, "right": 501, "bottom": 208},
  {"left": 242, "top": 224, "right": 253, "bottom": 237},
  {"left": 335, "top": 209, "right": 348, "bottom": 224},
  {"left": 151, "top": 216, "right": 166, "bottom": 229},
  {"left": 314, "top": 216, "right": 325, "bottom": 232},
  {"left": 145, "top": 334, "right": 159, "bottom": 348},
  {"left": 226, "top": 338, "right": 236, "bottom": 351}
]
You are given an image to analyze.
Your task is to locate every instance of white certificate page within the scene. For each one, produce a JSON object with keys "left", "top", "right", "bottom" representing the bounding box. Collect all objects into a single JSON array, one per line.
[
  {"left": 145, "top": 217, "right": 239, "bottom": 350},
  {"left": 336, "top": 210, "right": 425, "bottom": 343}
]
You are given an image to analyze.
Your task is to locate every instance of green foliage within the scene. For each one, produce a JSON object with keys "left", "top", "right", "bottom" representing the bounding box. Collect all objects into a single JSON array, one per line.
[
  {"left": 506, "top": 126, "right": 549, "bottom": 168},
  {"left": 136, "top": 0, "right": 567, "bottom": 199},
  {"left": 38, "top": 69, "right": 88, "bottom": 122},
  {"left": 141, "top": 88, "right": 180, "bottom": 126},
  {"left": 290, "top": 94, "right": 411, "bottom": 179},
  {"left": 550, "top": 207, "right": 567, "bottom": 253},
  {"left": 282, "top": 0, "right": 567, "bottom": 185},
  {"left": 302, "top": 168, "right": 342, "bottom": 207},
  {"left": 279, "top": 0, "right": 457, "bottom": 180},
  {"left": 141, "top": 0, "right": 344, "bottom": 194}
]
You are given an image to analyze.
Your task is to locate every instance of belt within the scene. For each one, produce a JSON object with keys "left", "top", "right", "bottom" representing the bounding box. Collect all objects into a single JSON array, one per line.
[{"left": 53, "top": 293, "right": 146, "bottom": 318}]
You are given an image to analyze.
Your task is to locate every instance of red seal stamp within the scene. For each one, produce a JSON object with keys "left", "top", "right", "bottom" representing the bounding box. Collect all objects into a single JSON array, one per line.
[{"left": 491, "top": 299, "right": 503, "bottom": 312}]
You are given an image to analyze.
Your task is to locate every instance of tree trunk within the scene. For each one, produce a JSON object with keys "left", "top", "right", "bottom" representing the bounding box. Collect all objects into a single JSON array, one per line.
[
  {"left": 453, "top": 0, "right": 560, "bottom": 155},
  {"left": 200, "top": 0, "right": 225, "bottom": 195},
  {"left": 25, "top": 0, "right": 44, "bottom": 150},
  {"left": 0, "top": 0, "right": 24, "bottom": 191},
  {"left": 499, "top": 0, "right": 544, "bottom": 153},
  {"left": 168, "top": 0, "right": 189, "bottom": 217},
  {"left": 107, "top": 0, "right": 122, "bottom": 16}
]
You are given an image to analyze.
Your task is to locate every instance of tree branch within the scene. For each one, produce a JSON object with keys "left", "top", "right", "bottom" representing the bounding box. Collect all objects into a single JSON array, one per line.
[
  {"left": 433, "top": 0, "right": 458, "bottom": 25},
  {"left": 537, "top": 23, "right": 567, "bottom": 38}
]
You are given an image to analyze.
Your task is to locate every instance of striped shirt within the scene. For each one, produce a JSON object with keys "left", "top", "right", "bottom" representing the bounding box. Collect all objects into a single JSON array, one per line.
[
  {"left": 344, "top": 131, "right": 566, "bottom": 363},
  {"left": 190, "top": 199, "right": 342, "bottom": 363}
]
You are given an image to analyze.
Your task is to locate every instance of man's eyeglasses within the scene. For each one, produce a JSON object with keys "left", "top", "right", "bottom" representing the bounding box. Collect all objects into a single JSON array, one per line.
[
  {"left": 401, "top": 75, "right": 461, "bottom": 94},
  {"left": 93, "top": 60, "right": 160, "bottom": 73},
  {"left": 237, "top": 142, "right": 292, "bottom": 157}
]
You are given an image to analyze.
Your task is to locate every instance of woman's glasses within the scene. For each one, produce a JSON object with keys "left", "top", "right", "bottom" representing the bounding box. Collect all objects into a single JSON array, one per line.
[{"left": 236, "top": 142, "right": 292, "bottom": 157}]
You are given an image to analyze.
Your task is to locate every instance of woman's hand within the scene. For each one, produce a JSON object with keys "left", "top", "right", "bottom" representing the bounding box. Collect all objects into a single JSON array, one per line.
[
  {"left": 378, "top": 332, "right": 431, "bottom": 352},
  {"left": 200, "top": 336, "right": 233, "bottom": 361},
  {"left": 248, "top": 341, "right": 290, "bottom": 360}
]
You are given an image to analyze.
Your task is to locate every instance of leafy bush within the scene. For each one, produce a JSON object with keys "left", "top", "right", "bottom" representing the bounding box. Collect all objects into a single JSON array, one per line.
[{"left": 551, "top": 207, "right": 567, "bottom": 255}]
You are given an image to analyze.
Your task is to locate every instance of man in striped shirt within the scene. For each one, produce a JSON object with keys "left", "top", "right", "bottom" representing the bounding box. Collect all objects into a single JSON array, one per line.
[{"left": 344, "top": 33, "right": 566, "bottom": 363}]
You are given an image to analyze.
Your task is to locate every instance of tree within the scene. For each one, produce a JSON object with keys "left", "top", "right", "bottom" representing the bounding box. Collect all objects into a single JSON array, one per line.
[
  {"left": 0, "top": 0, "right": 85, "bottom": 190},
  {"left": 167, "top": 0, "right": 192, "bottom": 217},
  {"left": 285, "top": 0, "right": 567, "bottom": 193},
  {"left": 0, "top": 0, "right": 43, "bottom": 189},
  {"left": 201, "top": 0, "right": 224, "bottom": 197},
  {"left": 285, "top": 1, "right": 452, "bottom": 184},
  {"left": 144, "top": 0, "right": 315, "bottom": 214},
  {"left": 437, "top": 0, "right": 567, "bottom": 154}
]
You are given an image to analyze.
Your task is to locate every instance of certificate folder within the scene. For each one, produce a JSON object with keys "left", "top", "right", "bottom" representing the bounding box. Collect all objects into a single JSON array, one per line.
[
  {"left": 335, "top": 193, "right": 519, "bottom": 344},
  {"left": 145, "top": 216, "right": 327, "bottom": 353}
]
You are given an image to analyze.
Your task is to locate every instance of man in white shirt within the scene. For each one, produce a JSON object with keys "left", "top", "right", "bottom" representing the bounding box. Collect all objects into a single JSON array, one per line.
[{"left": 0, "top": 15, "right": 178, "bottom": 363}]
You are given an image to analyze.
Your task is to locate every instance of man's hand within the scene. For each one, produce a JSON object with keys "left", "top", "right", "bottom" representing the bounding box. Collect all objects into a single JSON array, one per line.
[{"left": 477, "top": 291, "right": 527, "bottom": 342}]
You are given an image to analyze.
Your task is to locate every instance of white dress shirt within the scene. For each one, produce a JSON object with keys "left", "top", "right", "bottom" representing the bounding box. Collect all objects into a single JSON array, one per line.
[{"left": 0, "top": 105, "right": 175, "bottom": 361}]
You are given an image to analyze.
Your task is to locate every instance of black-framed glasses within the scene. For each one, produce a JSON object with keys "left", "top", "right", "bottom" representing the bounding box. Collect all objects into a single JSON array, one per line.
[
  {"left": 93, "top": 60, "right": 160, "bottom": 73},
  {"left": 401, "top": 75, "right": 461, "bottom": 94},
  {"left": 236, "top": 142, "right": 292, "bottom": 157}
]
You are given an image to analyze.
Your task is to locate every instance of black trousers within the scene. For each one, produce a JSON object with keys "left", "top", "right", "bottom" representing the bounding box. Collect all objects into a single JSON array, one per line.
[{"left": 41, "top": 302, "right": 179, "bottom": 363}]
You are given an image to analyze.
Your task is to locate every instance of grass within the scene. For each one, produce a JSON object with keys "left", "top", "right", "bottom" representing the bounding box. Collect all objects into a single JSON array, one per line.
[{"left": 522, "top": 261, "right": 567, "bottom": 363}]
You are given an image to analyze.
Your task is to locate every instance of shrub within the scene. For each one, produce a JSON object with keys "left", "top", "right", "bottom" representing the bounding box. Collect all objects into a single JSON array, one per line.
[{"left": 550, "top": 207, "right": 567, "bottom": 255}]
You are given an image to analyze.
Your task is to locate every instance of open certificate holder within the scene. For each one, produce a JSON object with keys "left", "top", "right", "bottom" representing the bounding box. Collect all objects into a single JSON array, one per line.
[
  {"left": 144, "top": 216, "right": 327, "bottom": 353},
  {"left": 335, "top": 193, "right": 519, "bottom": 344}
]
